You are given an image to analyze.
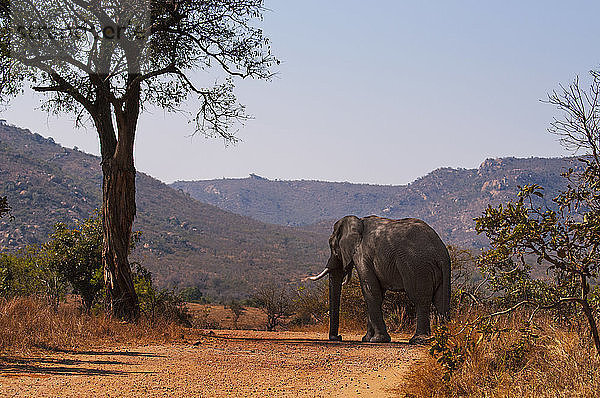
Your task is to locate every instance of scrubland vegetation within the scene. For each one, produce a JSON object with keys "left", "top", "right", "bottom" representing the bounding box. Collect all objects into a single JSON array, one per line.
[
  {"left": 403, "top": 309, "right": 600, "bottom": 397},
  {"left": 401, "top": 71, "right": 600, "bottom": 397},
  {"left": 0, "top": 297, "right": 189, "bottom": 353},
  {"left": 0, "top": 71, "right": 599, "bottom": 398},
  {"left": 0, "top": 211, "right": 193, "bottom": 353}
]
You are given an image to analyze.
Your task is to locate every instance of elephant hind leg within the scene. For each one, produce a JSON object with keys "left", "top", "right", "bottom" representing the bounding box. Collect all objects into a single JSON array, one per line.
[
  {"left": 362, "top": 320, "right": 375, "bottom": 342},
  {"left": 409, "top": 303, "right": 431, "bottom": 344}
]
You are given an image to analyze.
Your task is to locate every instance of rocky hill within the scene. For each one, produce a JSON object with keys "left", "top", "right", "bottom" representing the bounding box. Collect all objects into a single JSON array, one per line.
[
  {"left": 0, "top": 122, "right": 328, "bottom": 299},
  {"left": 1, "top": 120, "right": 578, "bottom": 299},
  {"left": 172, "top": 157, "right": 576, "bottom": 248}
]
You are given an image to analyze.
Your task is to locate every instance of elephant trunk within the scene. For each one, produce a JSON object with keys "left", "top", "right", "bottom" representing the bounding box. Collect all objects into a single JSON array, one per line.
[{"left": 328, "top": 267, "right": 343, "bottom": 341}]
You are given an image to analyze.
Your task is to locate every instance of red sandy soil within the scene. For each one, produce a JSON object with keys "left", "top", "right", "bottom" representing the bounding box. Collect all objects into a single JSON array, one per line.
[{"left": 0, "top": 329, "right": 425, "bottom": 397}]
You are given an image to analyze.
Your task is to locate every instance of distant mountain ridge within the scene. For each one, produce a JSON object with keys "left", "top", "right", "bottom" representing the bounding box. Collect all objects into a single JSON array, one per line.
[
  {"left": 172, "top": 156, "right": 575, "bottom": 248},
  {"left": 0, "top": 122, "right": 328, "bottom": 299},
  {"left": 0, "top": 120, "right": 577, "bottom": 300}
]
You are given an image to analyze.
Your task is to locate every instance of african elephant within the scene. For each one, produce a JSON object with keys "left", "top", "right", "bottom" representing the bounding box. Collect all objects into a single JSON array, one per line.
[{"left": 310, "top": 215, "right": 450, "bottom": 343}]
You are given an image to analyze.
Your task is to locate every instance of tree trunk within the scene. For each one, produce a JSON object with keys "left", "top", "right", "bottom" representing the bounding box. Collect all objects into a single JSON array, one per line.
[
  {"left": 580, "top": 275, "right": 600, "bottom": 356},
  {"left": 581, "top": 301, "right": 600, "bottom": 357},
  {"left": 102, "top": 155, "right": 139, "bottom": 321},
  {"left": 94, "top": 92, "right": 140, "bottom": 321},
  {"left": 89, "top": 64, "right": 142, "bottom": 321}
]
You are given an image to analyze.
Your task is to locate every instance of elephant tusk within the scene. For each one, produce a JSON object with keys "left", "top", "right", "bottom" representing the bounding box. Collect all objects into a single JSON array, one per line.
[
  {"left": 342, "top": 272, "right": 351, "bottom": 286},
  {"left": 308, "top": 268, "right": 330, "bottom": 281}
]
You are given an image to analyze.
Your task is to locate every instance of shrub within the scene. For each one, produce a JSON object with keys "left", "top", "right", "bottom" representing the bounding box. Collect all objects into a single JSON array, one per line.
[
  {"left": 225, "top": 300, "right": 246, "bottom": 329},
  {"left": 42, "top": 212, "right": 104, "bottom": 312},
  {"left": 179, "top": 285, "right": 210, "bottom": 303},
  {"left": 131, "top": 263, "right": 191, "bottom": 327},
  {"left": 401, "top": 310, "right": 600, "bottom": 397},
  {"left": 291, "top": 282, "right": 328, "bottom": 326},
  {"left": 0, "top": 248, "right": 68, "bottom": 310},
  {"left": 253, "top": 282, "right": 294, "bottom": 331}
]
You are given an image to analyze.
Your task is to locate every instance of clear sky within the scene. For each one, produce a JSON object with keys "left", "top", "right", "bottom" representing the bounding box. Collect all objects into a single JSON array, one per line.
[{"left": 3, "top": 1, "right": 600, "bottom": 185}]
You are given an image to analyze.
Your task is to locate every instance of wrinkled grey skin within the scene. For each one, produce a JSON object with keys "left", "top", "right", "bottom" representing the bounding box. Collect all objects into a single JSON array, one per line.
[{"left": 312, "top": 215, "right": 451, "bottom": 344}]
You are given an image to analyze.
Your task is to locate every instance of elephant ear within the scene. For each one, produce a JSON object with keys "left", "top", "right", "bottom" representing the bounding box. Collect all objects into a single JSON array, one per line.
[{"left": 338, "top": 216, "right": 363, "bottom": 269}]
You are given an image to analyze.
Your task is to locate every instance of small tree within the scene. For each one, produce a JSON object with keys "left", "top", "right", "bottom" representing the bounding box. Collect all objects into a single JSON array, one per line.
[
  {"left": 43, "top": 212, "right": 104, "bottom": 312},
  {"left": 475, "top": 70, "right": 600, "bottom": 355},
  {"left": 11, "top": 246, "right": 69, "bottom": 311},
  {"left": 1, "top": 0, "right": 277, "bottom": 320},
  {"left": 253, "top": 282, "right": 293, "bottom": 331},
  {"left": 226, "top": 299, "right": 246, "bottom": 329},
  {"left": 179, "top": 286, "right": 208, "bottom": 304},
  {"left": 130, "top": 263, "right": 191, "bottom": 326}
]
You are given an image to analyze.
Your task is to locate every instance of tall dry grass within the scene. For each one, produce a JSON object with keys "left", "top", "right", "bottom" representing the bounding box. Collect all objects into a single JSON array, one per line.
[
  {"left": 400, "top": 310, "right": 600, "bottom": 397},
  {"left": 0, "top": 297, "right": 189, "bottom": 353}
]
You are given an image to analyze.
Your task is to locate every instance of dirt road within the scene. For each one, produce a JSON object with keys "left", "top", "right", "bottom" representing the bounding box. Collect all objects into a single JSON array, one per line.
[{"left": 0, "top": 330, "right": 424, "bottom": 397}]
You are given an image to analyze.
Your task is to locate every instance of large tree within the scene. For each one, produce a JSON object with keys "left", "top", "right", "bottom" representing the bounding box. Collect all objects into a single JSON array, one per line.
[{"left": 0, "top": 0, "right": 276, "bottom": 320}]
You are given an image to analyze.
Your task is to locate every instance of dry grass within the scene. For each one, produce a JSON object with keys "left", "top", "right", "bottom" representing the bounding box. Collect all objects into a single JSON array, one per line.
[
  {"left": 400, "top": 311, "right": 600, "bottom": 397},
  {"left": 185, "top": 302, "right": 266, "bottom": 330},
  {"left": 185, "top": 303, "right": 361, "bottom": 333},
  {"left": 0, "top": 297, "right": 192, "bottom": 354}
]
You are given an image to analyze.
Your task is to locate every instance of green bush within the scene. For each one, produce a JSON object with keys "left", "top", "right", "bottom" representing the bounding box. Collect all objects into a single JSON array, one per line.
[
  {"left": 0, "top": 211, "right": 190, "bottom": 325},
  {"left": 42, "top": 212, "right": 104, "bottom": 311},
  {"left": 132, "top": 263, "right": 191, "bottom": 326},
  {"left": 0, "top": 248, "right": 67, "bottom": 309},
  {"left": 179, "top": 285, "right": 210, "bottom": 303}
]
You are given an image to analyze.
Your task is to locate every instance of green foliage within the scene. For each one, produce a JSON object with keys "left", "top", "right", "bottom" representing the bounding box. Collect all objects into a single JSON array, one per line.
[
  {"left": 0, "top": 210, "right": 189, "bottom": 322},
  {"left": 0, "top": 257, "right": 11, "bottom": 296},
  {"left": 429, "top": 324, "right": 468, "bottom": 383},
  {"left": 0, "top": 247, "right": 68, "bottom": 310},
  {"left": 131, "top": 263, "right": 191, "bottom": 326},
  {"left": 42, "top": 211, "right": 104, "bottom": 311},
  {"left": 179, "top": 286, "right": 209, "bottom": 304},
  {"left": 475, "top": 180, "right": 598, "bottom": 327}
]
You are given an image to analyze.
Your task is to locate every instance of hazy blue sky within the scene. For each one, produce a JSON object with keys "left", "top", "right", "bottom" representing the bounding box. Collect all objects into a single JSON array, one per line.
[{"left": 3, "top": 1, "right": 600, "bottom": 185}]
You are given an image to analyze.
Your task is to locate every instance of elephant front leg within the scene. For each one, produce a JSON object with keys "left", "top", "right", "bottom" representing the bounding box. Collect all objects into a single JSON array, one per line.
[{"left": 358, "top": 271, "right": 390, "bottom": 343}]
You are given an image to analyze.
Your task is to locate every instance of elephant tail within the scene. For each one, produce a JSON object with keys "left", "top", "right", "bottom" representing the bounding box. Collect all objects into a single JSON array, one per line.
[{"left": 434, "top": 249, "right": 451, "bottom": 321}]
